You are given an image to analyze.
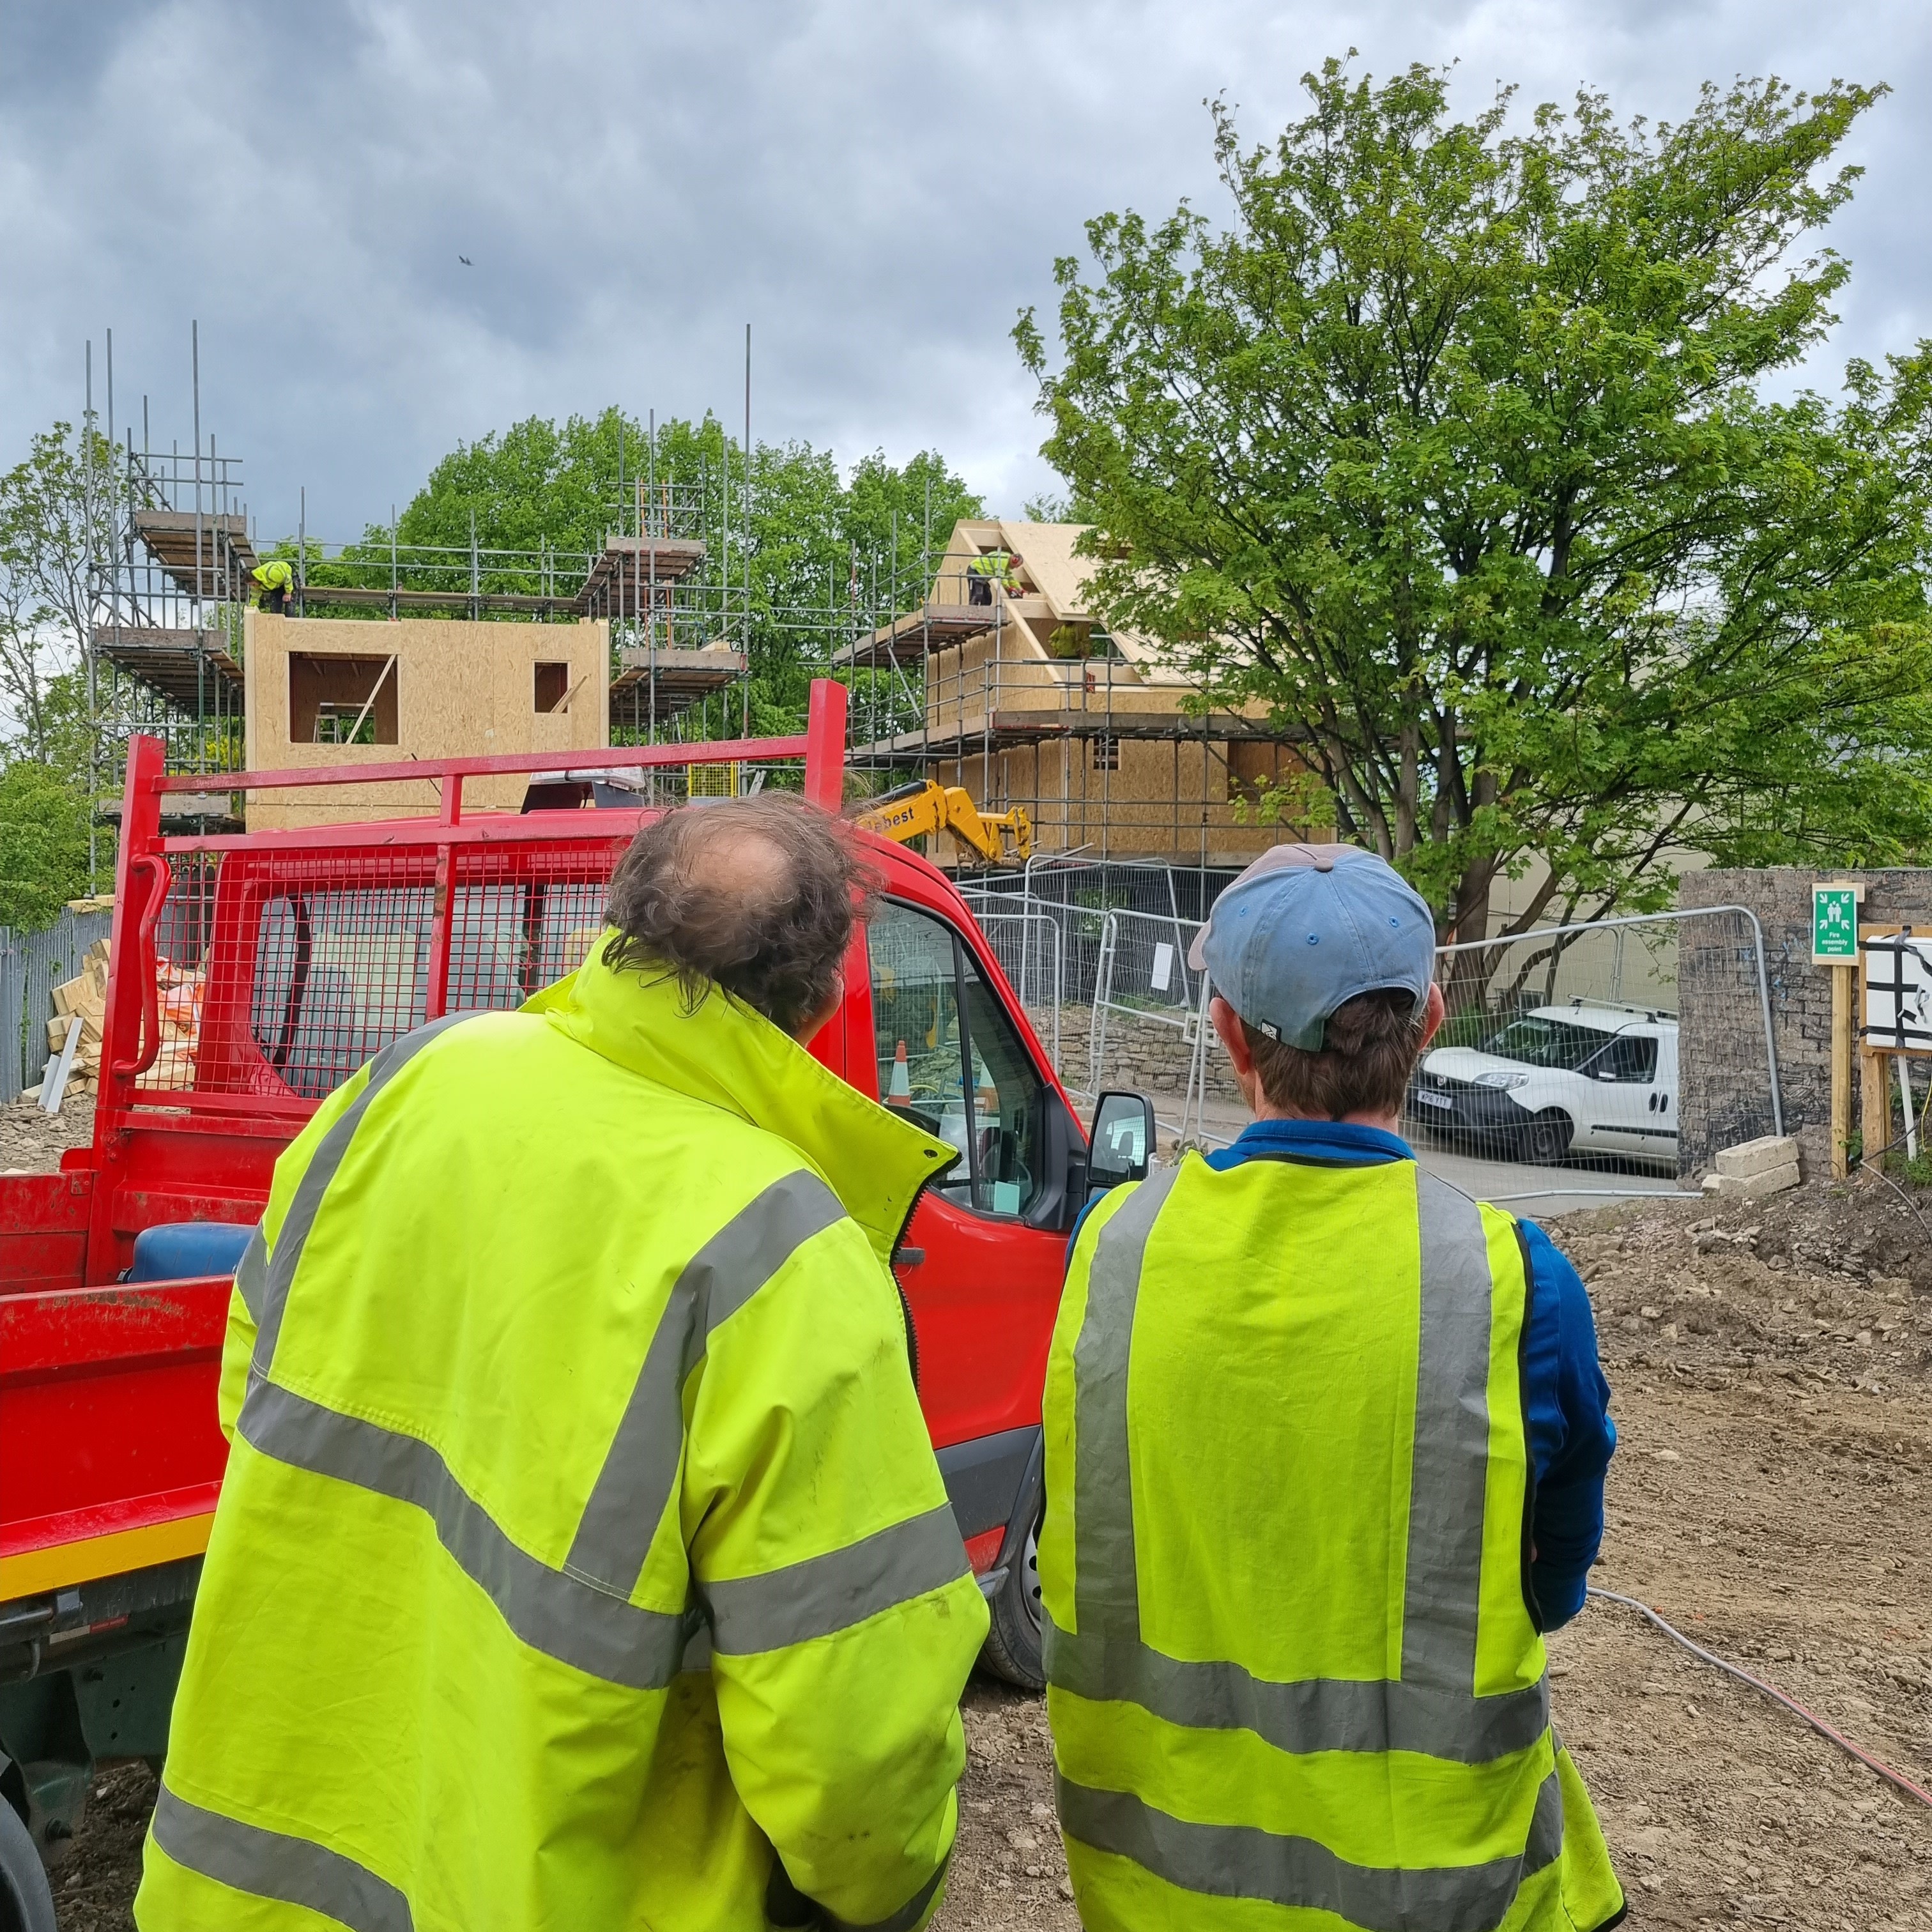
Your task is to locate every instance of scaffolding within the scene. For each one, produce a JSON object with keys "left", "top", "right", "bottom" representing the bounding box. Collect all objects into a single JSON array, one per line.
[
  {"left": 840, "top": 525, "right": 1314, "bottom": 865},
  {"left": 75, "top": 336, "right": 1308, "bottom": 866}
]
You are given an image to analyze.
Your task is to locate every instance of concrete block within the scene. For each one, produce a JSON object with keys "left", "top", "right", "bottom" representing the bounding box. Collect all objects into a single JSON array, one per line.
[
  {"left": 1715, "top": 1135, "right": 1800, "bottom": 1181},
  {"left": 1710, "top": 1161, "right": 1801, "bottom": 1200}
]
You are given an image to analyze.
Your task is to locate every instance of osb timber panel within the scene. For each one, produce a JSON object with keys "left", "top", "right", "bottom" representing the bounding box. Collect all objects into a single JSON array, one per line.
[
  {"left": 942, "top": 738, "right": 1327, "bottom": 864},
  {"left": 243, "top": 613, "right": 609, "bottom": 831}
]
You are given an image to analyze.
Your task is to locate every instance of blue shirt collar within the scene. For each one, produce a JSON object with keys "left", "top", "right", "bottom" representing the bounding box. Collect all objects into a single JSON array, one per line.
[{"left": 1205, "top": 1117, "right": 1415, "bottom": 1170}]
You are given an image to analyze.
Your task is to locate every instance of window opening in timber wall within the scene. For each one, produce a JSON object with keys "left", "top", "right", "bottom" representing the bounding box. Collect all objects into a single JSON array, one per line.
[
  {"left": 290, "top": 655, "right": 399, "bottom": 746},
  {"left": 535, "top": 661, "right": 570, "bottom": 713}
]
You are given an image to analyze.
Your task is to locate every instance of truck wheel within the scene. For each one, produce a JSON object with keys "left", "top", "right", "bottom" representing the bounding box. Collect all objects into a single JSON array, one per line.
[
  {"left": 979, "top": 1506, "right": 1045, "bottom": 1692},
  {"left": 1523, "top": 1112, "right": 1574, "bottom": 1166},
  {"left": 0, "top": 1797, "right": 56, "bottom": 1932}
]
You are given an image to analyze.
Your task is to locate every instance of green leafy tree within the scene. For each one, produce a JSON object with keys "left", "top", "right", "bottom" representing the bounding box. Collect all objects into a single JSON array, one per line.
[
  {"left": 1018, "top": 62, "right": 1932, "bottom": 938},
  {"left": 0, "top": 760, "right": 94, "bottom": 929},
  {"left": 291, "top": 411, "right": 981, "bottom": 738},
  {"left": 0, "top": 420, "right": 118, "bottom": 769}
]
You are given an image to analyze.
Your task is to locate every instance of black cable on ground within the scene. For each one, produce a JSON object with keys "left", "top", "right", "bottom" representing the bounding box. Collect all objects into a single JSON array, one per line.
[{"left": 1586, "top": 1588, "right": 1932, "bottom": 1812}]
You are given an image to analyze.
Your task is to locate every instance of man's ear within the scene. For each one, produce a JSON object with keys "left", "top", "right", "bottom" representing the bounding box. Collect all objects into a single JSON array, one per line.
[
  {"left": 1209, "top": 995, "right": 1254, "bottom": 1077},
  {"left": 1417, "top": 981, "right": 1446, "bottom": 1053}
]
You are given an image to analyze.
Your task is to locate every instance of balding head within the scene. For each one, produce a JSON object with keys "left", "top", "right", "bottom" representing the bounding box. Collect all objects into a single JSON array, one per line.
[{"left": 601, "top": 795, "right": 877, "bottom": 1037}]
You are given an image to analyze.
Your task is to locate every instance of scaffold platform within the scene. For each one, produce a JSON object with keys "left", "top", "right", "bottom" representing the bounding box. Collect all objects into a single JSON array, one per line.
[
  {"left": 576, "top": 536, "right": 709, "bottom": 616},
  {"left": 610, "top": 646, "right": 747, "bottom": 719},
  {"left": 93, "top": 627, "right": 245, "bottom": 712},
  {"left": 131, "top": 510, "right": 257, "bottom": 599},
  {"left": 834, "top": 601, "right": 996, "bottom": 668},
  {"left": 850, "top": 709, "right": 1308, "bottom": 760}
]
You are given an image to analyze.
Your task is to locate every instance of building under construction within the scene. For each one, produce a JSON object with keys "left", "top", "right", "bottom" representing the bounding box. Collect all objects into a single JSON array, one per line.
[
  {"left": 842, "top": 518, "right": 1319, "bottom": 864},
  {"left": 84, "top": 384, "right": 1311, "bottom": 860}
]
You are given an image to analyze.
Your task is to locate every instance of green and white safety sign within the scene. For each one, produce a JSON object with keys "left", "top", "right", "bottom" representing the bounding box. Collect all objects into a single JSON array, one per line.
[{"left": 1812, "top": 882, "right": 1860, "bottom": 965}]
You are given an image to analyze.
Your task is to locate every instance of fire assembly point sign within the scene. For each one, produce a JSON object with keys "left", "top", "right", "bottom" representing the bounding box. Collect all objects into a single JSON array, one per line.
[{"left": 1812, "top": 884, "right": 1860, "bottom": 966}]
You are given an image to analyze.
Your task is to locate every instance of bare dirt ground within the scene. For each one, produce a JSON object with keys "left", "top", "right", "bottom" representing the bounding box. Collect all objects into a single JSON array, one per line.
[
  {"left": 0, "top": 1092, "right": 93, "bottom": 1177},
  {"left": 19, "top": 1089, "right": 1932, "bottom": 1927}
]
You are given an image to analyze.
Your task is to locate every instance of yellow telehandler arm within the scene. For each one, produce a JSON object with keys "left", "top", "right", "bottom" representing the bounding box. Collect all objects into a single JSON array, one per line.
[{"left": 851, "top": 779, "right": 1033, "bottom": 865}]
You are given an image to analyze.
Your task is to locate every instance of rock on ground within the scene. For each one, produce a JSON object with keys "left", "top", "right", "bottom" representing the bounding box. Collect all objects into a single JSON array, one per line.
[{"left": 0, "top": 1094, "right": 93, "bottom": 1175}]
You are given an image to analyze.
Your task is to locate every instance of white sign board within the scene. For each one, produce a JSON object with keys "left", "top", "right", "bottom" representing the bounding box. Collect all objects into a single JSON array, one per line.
[
  {"left": 1864, "top": 931, "right": 1932, "bottom": 1052},
  {"left": 1150, "top": 942, "right": 1175, "bottom": 993}
]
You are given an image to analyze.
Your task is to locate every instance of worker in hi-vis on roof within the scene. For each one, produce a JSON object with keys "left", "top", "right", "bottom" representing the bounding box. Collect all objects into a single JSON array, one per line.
[
  {"left": 1041, "top": 844, "right": 1625, "bottom": 1931},
  {"left": 965, "top": 548, "right": 1018, "bottom": 603},
  {"left": 137, "top": 797, "right": 986, "bottom": 1932},
  {"left": 250, "top": 556, "right": 293, "bottom": 613}
]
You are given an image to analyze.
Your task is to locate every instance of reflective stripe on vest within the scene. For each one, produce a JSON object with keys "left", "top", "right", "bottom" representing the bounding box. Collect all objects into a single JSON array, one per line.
[
  {"left": 1055, "top": 1763, "right": 1563, "bottom": 1932},
  {"left": 1049, "top": 1162, "right": 1559, "bottom": 1925}
]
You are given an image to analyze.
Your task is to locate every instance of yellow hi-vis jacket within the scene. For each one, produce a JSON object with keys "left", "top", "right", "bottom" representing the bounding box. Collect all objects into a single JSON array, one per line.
[
  {"left": 1039, "top": 1153, "right": 1625, "bottom": 1932},
  {"left": 137, "top": 942, "right": 990, "bottom": 1932},
  {"left": 252, "top": 558, "right": 293, "bottom": 595}
]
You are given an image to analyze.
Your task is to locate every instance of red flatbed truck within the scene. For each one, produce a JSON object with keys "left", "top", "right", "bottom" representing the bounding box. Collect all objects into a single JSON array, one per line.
[{"left": 0, "top": 680, "right": 1151, "bottom": 1928}]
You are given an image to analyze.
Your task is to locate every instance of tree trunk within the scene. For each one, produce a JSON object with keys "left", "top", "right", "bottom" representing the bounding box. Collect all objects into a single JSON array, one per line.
[{"left": 1439, "top": 857, "right": 1496, "bottom": 1037}]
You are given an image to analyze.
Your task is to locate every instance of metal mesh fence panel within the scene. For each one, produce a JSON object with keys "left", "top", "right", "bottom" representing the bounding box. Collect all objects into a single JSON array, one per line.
[
  {"left": 956, "top": 888, "right": 1066, "bottom": 1076},
  {"left": 1, "top": 906, "right": 118, "bottom": 1101},
  {"left": 1415, "top": 910, "right": 1777, "bottom": 1179}
]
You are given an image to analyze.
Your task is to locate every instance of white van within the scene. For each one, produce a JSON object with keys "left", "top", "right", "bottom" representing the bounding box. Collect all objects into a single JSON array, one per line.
[{"left": 1407, "top": 1000, "right": 1680, "bottom": 1168}]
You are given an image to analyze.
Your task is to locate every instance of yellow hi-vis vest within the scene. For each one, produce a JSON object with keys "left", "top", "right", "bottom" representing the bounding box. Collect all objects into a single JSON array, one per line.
[
  {"left": 137, "top": 944, "right": 988, "bottom": 1932},
  {"left": 252, "top": 558, "right": 293, "bottom": 594},
  {"left": 1039, "top": 1153, "right": 1625, "bottom": 1932}
]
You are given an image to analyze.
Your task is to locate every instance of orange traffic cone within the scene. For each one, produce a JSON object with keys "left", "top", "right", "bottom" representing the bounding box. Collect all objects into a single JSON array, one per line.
[{"left": 888, "top": 1039, "right": 911, "bottom": 1100}]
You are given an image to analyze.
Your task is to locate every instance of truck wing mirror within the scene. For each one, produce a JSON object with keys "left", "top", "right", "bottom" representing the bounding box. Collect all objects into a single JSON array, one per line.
[{"left": 1088, "top": 1091, "right": 1155, "bottom": 1192}]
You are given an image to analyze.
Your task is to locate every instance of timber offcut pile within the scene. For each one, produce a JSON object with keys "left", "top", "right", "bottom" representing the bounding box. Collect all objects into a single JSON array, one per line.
[
  {"left": 44, "top": 939, "right": 112, "bottom": 1097},
  {"left": 40, "top": 940, "right": 205, "bottom": 1097}
]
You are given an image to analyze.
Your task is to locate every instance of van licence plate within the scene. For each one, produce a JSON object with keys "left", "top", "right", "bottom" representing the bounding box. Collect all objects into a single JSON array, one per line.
[{"left": 1414, "top": 1089, "right": 1453, "bottom": 1110}]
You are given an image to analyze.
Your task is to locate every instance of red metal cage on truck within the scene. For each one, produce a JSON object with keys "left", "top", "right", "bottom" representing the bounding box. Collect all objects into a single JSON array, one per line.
[{"left": 0, "top": 680, "right": 1147, "bottom": 1912}]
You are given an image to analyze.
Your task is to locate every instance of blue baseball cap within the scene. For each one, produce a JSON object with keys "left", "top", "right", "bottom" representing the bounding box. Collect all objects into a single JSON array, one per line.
[{"left": 1187, "top": 843, "right": 1437, "bottom": 1050}]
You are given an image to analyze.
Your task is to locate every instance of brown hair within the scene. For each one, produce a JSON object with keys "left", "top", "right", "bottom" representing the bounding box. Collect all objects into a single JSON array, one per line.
[
  {"left": 602, "top": 795, "right": 877, "bottom": 1036},
  {"left": 1240, "top": 988, "right": 1427, "bottom": 1119}
]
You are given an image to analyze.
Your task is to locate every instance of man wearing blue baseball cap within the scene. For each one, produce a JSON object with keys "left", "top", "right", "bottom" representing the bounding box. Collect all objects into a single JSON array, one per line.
[{"left": 1038, "top": 844, "right": 1624, "bottom": 1932}]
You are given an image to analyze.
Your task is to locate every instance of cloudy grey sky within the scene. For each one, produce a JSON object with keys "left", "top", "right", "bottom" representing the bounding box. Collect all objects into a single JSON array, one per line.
[{"left": 3, "top": 0, "right": 1929, "bottom": 544}]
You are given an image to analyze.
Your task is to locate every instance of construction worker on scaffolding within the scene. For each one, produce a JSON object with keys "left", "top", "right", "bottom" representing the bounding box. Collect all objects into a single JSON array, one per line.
[
  {"left": 137, "top": 796, "right": 986, "bottom": 1932},
  {"left": 1040, "top": 843, "right": 1625, "bottom": 1930},
  {"left": 965, "top": 548, "right": 1019, "bottom": 606},
  {"left": 250, "top": 556, "right": 294, "bottom": 614}
]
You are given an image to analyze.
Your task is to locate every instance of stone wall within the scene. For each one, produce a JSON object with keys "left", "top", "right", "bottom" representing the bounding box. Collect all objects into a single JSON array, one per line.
[
  {"left": 1031, "top": 1002, "right": 1243, "bottom": 1104},
  {"left": 1678, "top": 868, "right": 1932, "bottom": 1178}
]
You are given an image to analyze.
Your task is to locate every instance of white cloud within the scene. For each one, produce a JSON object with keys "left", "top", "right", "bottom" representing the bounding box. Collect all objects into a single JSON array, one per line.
[{"left": 3, "top": 0, "right": 1927, "bottom": 539}]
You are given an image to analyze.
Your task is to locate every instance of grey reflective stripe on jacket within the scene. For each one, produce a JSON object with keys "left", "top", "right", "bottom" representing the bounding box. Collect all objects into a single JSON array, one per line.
[
  {"left": 703, "top": 1502, "right": 967, "bottom": 1656},
  {"left": 238, "top": 1018, "right": 960, "bottom": 1700},
  {"left": 1049, "top": 1161, "right": 1554, "bottom": 1919},
  {"left": 233, "top": 1225, "right": 268, "bottom": 1324},
  {"left": 250, "top": 1014, "right": 474, "bottom": 1385},
  {"left": 237, "top": 1379, "right": 689, "bottom": 1691},
  {"left": 567, "top": 1168, "right": 847, "bottom": 1597},
  {"left": 151, "top": 1784, "right": 413, "bottom": 1932}
]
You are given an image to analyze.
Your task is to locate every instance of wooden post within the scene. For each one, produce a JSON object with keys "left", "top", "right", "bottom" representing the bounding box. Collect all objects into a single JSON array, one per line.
[
  {"left": 1860, "top": 923, "right": 1891, "bottom": 1172},
  {"left": 1831, "top": 962, "right": 1853, "bottom": 1179},
  {"left": 1861, "top": 1043, "right": 1890, "bottom": 1172}
]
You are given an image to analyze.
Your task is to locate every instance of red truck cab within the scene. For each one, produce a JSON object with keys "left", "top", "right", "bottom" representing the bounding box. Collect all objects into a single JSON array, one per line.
[{"left": 0, "top": 680, "right": 1150, "bottom": 1914}]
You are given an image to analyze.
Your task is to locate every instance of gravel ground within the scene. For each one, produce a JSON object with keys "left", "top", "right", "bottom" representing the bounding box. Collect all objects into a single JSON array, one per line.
[
  {"left": 19, "top": 1113, "right": 1932, "bottom": 1928},
  {"left": 0, "top": 1093, "right": 93, "bottom": 1176}
]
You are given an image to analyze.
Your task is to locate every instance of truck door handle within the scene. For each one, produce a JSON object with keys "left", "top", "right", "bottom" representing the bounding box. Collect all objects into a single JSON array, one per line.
[{"left": 893, "top": 1248, "right": 926, "bottom": 1268}]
